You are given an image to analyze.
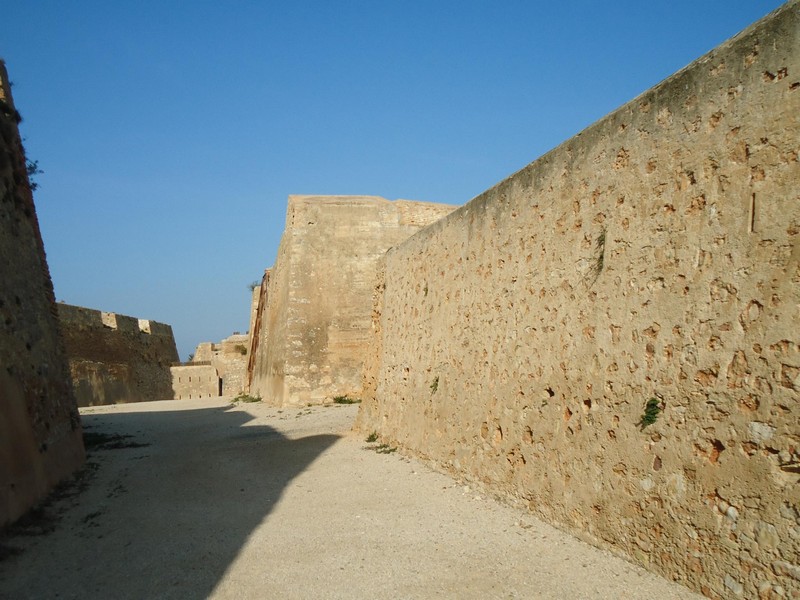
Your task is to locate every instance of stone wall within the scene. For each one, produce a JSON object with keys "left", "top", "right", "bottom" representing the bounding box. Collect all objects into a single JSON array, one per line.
[
  {"left": 170, "top": 364, "right": 220, "bottom": 400},
  {"left": 246, "top": 279, "right": 262, "bottom": 358},
  {"left": 58, "top": 304, "right": 179, "bottom": 406},
  {"left": 245, "top": 270, "right": 269, "bottom": 392},
  {"left": 0, "top": 59, "right": 84, "bottom": 527},
  {"left": 250, "top": 195, "right": 457, "bottom": 406},
  {"left": 192, "top": 342, "right": 214, "bottom": 362},
  {"left": 216, "top": 334, "right": 248, "bottom": 395},
  {"left": 357, "top": 4, "right": 799, "bottom": 599},
  {"left": 189, "top": 334, "right": 249, "bottom": 396}
]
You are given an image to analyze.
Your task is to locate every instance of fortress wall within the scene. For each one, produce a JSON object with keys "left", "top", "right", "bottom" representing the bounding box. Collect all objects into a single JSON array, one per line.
[
  {"left": 356, "top": 4, "right": 799, "bottom": 598},
  {"left": 215, "top": 335, "right": 249, "bottom": 396},
  {"left": 200, "top": 334, "right": 249, "bottom": 396},
  {"left": 192, "top": 342, "right": 214, "bottom": 362},
  {"left": 0, "top": 60, "right": 84, "bottom": 527},
  {"left": 57, "top": 304, "right": 179, "bottom": 406},
  {"left": 251, "top": 231, "right": 292, "bottom": 404},
  {"left": 171, "top": 364, "right": 220, "bottom": 400},
  {"left": 245, "top": 270, "right": 269, "bottom": 392},
  {"left": 185, "top": 335, "right": 249, "bottom": 397},
  {"left": 144, "top": 320, "right": 173, "bottom": 337},
  {"left": 250, "top": 195, "right": 457, "bottom": 406}
]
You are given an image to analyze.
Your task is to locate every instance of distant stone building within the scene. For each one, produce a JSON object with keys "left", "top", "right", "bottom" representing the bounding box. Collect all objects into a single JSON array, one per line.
[
  {"left": 57, "top": 304, "right": 179, "bottom": 406},
  {"left": 170, "top": 363, "right": 220, "bottom": 400},
  {"left": 0, "top": 59, "right": 84, "bottom": 526},
  {"left": 171, "top": 333, "right": 249, "bottom": 400},
  {"left": 210, "top": 334, "right": 249, "bottom": 395},
  {"left": 248, "top": 195, "right": 457, "bottom": 406}
]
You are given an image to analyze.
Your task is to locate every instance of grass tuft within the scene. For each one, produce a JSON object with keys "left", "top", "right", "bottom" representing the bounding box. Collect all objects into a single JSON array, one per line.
[
  {"left": 233, "top": 393, "right": 261, "bottom": 403},
  {"left": 332, "top": 395, "right": 360, "bottom": 404}
]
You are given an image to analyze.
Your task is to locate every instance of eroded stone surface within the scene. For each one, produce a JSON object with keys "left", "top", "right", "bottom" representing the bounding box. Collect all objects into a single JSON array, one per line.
[
  {"left": 249, "top": 195, "right": 457, "bottom": 406},
  {"left": 357, "top": 4, "right": 800, "bottom": 598},
  {"left": 58, "top": 303, "right": 179, "bottom": 407},
  {"left": 0, "top": 60, "right": 84, "bottom": 526}
]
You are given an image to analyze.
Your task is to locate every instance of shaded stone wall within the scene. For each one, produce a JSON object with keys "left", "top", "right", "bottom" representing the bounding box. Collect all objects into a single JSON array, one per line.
[
  {"left": 250, "top": 195, "right": 457, "bottom": 406},
  {"left": 246, "top": 270, "right": 269, "bottom": 392},
  {"left": 0, "top": 60, "right": 84, "bottom": 527},
  {"left": 58, "top": 304, "right": 179, "bottom": 406},
  {"left": 357, "top": 4, "right": 799, "bottom": 598}
]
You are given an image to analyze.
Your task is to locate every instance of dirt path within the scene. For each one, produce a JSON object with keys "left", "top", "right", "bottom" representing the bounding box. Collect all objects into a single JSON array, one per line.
[{"left": 0, "top": 398, "right": 701, "bottom": 599}]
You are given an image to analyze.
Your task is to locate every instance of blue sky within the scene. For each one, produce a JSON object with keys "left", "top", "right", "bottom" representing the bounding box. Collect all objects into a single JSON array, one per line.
[{"left": 3, "top": 1, "right": 785, "bottom": 359}]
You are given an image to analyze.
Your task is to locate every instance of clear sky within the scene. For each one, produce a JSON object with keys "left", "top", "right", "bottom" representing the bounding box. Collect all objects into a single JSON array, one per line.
[{"left": 3, "top": 1, "right": 785, "bottom": 359}]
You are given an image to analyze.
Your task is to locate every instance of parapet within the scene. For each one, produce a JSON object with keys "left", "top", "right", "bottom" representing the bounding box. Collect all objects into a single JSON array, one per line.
[
  {"left": 57, "top": 303, "right": 179, "bottom": 406},
  {"left": 58, "top": 303, "right": 174, "bottom": 338},
  {"left": 285, "top": 195, "right": 457, "bottom": 231}
]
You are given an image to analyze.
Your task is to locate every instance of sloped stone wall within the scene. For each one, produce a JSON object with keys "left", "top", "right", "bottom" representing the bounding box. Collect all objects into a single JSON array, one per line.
[
  {"left": 246, "top": 270, "right": 269, "bottom": 392},
  {"left": 250, "top": 195, "right": 457, "bottom": 406},
  {"left": 0, "top": 60, "right": 84, "bottom": 527},
  {"left": 357, "top": 4, "right": 799, "bottom": 598},
  {"left": 58, "top": 304, "right": 179, "bottom": 406}
]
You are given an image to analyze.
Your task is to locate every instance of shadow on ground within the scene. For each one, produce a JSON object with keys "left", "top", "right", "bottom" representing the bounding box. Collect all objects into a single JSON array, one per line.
[{"left": 0, "top": 402, "right": 340, "bottom": 600}]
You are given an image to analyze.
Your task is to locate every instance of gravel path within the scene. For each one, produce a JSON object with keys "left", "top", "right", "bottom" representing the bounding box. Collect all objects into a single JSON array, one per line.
[{"left": 0, "top": 398, "right": 702, "bottom": 599}]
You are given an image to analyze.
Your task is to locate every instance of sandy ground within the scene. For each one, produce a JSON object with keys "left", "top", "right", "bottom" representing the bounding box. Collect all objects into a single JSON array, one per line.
[{"left": 0, "top": 398, "right": 702, "bottom": 599}]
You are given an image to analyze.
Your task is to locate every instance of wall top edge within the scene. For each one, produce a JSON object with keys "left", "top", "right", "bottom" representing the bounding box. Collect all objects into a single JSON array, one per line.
[
  {"left": 286, "top": 195, "right": 457, "bottom": 209},
  {"left": 450, "top": 0, "right": 797, "bottom": 214},
  {"left": 57, "top": 302, "right": 173, "bottom": 331}
]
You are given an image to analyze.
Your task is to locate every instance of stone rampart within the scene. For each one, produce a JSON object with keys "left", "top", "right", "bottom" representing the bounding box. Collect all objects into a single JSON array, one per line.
[
  {"left": 0, "top": 60, "right": 84, "bottom": 527},
  {"left": 57, "top": 304, "right": 179, "bottom": 406},
  {"left": 250, "top": 195, "right": 457, "bottom": 406},
  {"left": 356, "top": 4, "right": 799, "bottom": 598},
  {"left": 245, "top": 276, "right": 265, "bottom": 390}
]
